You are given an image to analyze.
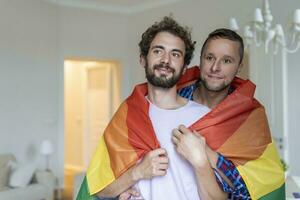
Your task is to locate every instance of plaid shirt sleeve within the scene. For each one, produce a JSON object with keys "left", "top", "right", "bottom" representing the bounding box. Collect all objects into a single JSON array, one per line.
[{"left": 215, "top": 154, "right": 251, "bottom": 199}]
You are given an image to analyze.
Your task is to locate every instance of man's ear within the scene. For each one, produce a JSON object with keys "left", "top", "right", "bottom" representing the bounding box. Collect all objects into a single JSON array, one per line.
[
  {"left": 198, "top": 64, "right": 201, "bottom": 69},
  {"left": 140, "top": 56, "right": 146, "bottom": 67},
  {"left": 237, "top": 62, "right": 243, "bottom": 74},
  {"left": 182, "top": 65, "right": 187, "bottom": 74}
]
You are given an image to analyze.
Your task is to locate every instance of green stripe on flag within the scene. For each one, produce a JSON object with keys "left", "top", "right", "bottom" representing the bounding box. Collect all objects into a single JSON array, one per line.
[
  {"left": 259, "top": 183, "right": 285, "bottom": 200},
  {"left": 76, "top": 176, "right": 98, "bottom": 200}
]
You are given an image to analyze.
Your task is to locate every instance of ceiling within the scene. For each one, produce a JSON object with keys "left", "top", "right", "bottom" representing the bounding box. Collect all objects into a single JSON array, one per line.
[{"left": 44, "top": 0, "right": 183, "bottom": 14}]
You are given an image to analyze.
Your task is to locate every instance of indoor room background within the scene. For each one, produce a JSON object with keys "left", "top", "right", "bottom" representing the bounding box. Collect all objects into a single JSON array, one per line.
[{"left": 0, "top": 0, "right": 299, "bottom": 199}]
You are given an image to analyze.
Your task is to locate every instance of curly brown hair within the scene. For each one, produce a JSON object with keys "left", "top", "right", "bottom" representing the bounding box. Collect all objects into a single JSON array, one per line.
[{"left": 139, "top": 16, "right": 195, "bottom": 66}]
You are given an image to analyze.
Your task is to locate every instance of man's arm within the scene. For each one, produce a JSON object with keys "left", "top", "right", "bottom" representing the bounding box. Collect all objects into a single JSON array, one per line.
[
  {"left": 172, "top": 125, "right": 227, "bottom": 200},
  {"left": 204, "top": 135, "right": 251, "bottom": 199},
  {"left": 213, "top": 154, "right": 251, "bottom": 199},
  {"left": 97, "top": 148, "right": 169, "bottom": 198},
  {"left": 205, "top": 144, "right": 234, "bottom": 188}
]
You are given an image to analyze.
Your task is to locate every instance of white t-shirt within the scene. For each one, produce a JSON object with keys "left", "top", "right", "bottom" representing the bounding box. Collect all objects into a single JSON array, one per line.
[{"left": 134, "top": 100, "right": 210, "bottom": 200}]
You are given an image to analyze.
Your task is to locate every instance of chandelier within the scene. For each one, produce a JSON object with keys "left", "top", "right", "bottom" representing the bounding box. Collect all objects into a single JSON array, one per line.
[{"left": 229, "top": 0, "right": 300, "bottom": 54}]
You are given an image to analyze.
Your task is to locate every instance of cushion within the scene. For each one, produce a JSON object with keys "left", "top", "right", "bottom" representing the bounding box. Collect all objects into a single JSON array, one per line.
[
  {"left": 0, "top": 163, "right": 9, "bottom": 190},
  {"left": 0, "top": 154, "right": 16, "bottom": 190},
  {"left": 9, "top": 161, "right": 37, "bottom": 188}
]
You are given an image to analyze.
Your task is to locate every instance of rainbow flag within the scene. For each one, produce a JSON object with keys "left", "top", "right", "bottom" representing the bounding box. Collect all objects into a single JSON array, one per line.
[{"left": 77, "top": 67, "right": 285, "bottom": 200}]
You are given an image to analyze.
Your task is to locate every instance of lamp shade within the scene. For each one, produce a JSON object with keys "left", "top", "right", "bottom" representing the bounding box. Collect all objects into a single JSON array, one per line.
[
  {"left": 229, "top": 18, "right": 239, "bottom": 31},
  {"left": 293, "top": 9, "right": 300, "bottom": 24},
  {"left": 254, "top": 8, "right": 264, "bottom": 23},
  {"left": 40, "top": 140, "right": 53, "bottom": 155}
]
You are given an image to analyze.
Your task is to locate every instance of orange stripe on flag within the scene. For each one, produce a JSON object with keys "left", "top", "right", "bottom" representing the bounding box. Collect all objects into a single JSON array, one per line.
[
  {"left": 105, "top": 102, "right": 139, "bottom": 177},
  {"left": 217, "top": 107, "right": 272, "bottom": 166}
]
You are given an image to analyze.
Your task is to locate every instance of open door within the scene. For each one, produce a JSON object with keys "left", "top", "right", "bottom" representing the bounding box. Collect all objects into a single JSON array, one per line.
[
  {"left": 64, "top": 59, "right": 120, "bottom": 198},
  {"left": 84, "top": 64, "right": 113, "bottom": 168}
]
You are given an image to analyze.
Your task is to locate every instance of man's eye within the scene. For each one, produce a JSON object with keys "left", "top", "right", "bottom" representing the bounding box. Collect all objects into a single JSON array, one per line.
[
  {"left": 172, "top": 52, "right": 181, "bottom": 58},
  {"left": 206, "top": 56, "right": 214, "bottom": 61},
  {"left": 223, "top": 59, "right": 232, "bottom": 64},
  {"left": 153, "top": 49, "right": 162, "bottom": 54}
]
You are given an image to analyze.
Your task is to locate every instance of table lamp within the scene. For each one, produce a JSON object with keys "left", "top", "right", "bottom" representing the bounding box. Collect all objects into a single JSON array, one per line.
[{"left": 40, "top": 140, "right": 53, "bottom": 171}]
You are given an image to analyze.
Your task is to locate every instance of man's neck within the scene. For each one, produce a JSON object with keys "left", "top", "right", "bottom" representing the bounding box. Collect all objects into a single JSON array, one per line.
[
  {"left": 147, "top": 84, "right": 187, "bottom": 110},
  {"left": 193, "top": 85, "right": 229, "bottom": 109}
]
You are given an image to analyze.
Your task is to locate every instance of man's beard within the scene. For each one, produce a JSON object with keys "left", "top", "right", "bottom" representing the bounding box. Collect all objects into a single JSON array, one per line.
[
  {"left": 145, "top": 62, "right": 183, "bottom": 89},
  {"left": 200, "top": 75, "right": 230, "bottom": 92}
]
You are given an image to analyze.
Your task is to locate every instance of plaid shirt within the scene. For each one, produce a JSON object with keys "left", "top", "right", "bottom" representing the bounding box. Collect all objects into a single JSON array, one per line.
[{"left": 179, "top": 83, "right": 251, "bottom": 200}]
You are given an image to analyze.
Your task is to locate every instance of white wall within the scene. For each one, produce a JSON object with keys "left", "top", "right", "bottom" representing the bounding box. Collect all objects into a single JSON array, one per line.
[
  {"left": 287, "top": 51, "right": 300, "bottom": 175},
  {"left": 58, "top": 6, "right": 130, "bottom": 98},
  {"left": 0, "top": 0, "right": 61, "bottom": 178}
]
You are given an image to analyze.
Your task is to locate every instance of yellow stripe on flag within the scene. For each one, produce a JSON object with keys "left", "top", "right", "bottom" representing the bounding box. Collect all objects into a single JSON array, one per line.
[
  {"left": 87, "top": 136, "right": 115, "bottom": 195},
  {"left": 237, "top": 142, "right": 285, "bottom": 200}
]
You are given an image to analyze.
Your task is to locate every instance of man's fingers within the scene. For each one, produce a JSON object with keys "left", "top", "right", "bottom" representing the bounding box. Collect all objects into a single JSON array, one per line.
[
  {"left": 157, "top": 156, "right": 168, "bottom": 164},
  {"left": 158, "top": 163, "right": 168, "bottom": 170},
  {"left": 178, "top": 124, "right": 191, "bottom": 134},
  {"left": 156, "top": 169, "right": 167, "bottom": 176},
  {"left": 192, "top": 130, "right": 201, "bottom": 136},
  {"left": 127, "top": 188, "right": 140, "bottom": 197},
  {"left": 119, "top": 188, "right": 140, "bottom": 200},
  {"left": 119, "top": 192, "right": 131, "bottom": 200},
  {"left": 151, "top": 148, "right": 167, "bottom": 157},
  {"left": 171, "top": 135, "right": 179, "bottom": 145},
  {"left": 172, "top": 129, "right": 182, "bottom": 138},
  {"left": 193, "top": 130, "right": 205, "bottom": 141}
]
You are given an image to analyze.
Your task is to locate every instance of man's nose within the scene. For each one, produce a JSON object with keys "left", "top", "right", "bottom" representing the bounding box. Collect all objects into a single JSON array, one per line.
[
  {"left": 210, "top": 60, "right": 221, "bottom": 72},
  {"left": 160, "top": 53, "right": 170, "bottom": 64}
]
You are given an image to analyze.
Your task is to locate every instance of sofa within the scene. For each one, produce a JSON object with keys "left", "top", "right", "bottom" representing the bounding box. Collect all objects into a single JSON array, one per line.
[{"left": 0, "top": 154, "right": 55, "bottom": 200}]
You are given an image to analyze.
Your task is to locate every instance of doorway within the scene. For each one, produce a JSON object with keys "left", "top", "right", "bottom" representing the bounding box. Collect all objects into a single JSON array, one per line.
[{"left": 63, "top": 59, "right": 121, "bottom": 199}]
